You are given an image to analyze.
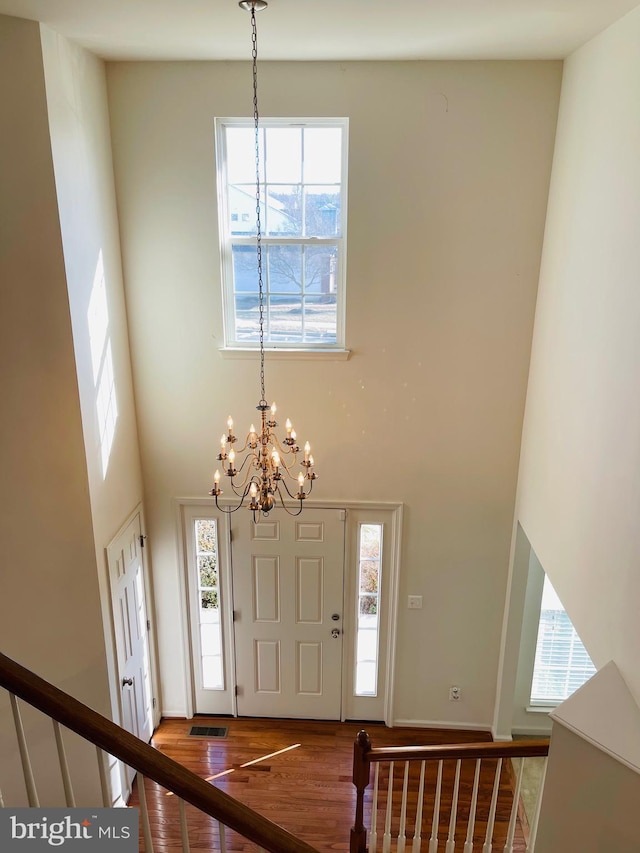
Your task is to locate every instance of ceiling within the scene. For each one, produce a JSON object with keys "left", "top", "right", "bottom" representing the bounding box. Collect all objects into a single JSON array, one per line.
[{"left": 0, "top": 0, "right": 637, "bottom": 62}]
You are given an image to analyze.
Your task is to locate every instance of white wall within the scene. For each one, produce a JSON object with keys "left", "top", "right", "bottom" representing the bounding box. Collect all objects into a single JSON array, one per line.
[
  {"left": 39, "top": 27, "right": 147, "bottom": 728},
  {"left": 107, "top": 59, "right": 561, "bottom": 724},
  {"left": 0, "top": 14, "right": 111, "bottom": 805},
  {"left": 514, "top": 3, "right": 640, "bottom": 708}
]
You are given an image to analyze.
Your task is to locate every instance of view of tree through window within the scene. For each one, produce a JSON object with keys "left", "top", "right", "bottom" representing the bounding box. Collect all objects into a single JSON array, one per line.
[
  {"left": 355, "top": 523, "right": 382, "bottom": 696},
  {"left": 216, "top": 119, "right": 348, "bottom": 348},
  {"left": 195, "top": 519, "right": 224, "bottom": 690}
]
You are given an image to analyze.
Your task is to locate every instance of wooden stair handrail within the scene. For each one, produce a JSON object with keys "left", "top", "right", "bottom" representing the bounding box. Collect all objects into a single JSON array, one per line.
[
  {"left": 0, "top": 651, "right": 320, "bottom": 853},
  {"left": 350, "top": 730, "right": 550, "bottom": 853},
  {"left": 365, "top": 739, "right": 550, "bottom": 764}
]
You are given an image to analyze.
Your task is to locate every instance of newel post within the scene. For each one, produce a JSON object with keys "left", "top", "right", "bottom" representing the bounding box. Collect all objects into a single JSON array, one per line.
[{"left": 350, "top": 729, "right": 372, "bottom": 853}]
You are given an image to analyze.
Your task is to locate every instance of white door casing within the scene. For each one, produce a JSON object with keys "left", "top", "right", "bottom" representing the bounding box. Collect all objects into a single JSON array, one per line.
[
  {"left": 232, "top": 508, "right": 346, "bottom": 719},
  {"left": 107, "top": 512, "right": 153, "bottom": 787},
  {"left": 179, "top": 499, "right": 402, "bottom": 724}
]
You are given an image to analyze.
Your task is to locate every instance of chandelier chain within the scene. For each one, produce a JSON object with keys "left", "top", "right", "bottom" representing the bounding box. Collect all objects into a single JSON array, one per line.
[
  {"left": 251, "top": 6, "right": 267, "bottom": 405},
  {"left": 211, "top": 0, "right": 316, "bottom": 520}
]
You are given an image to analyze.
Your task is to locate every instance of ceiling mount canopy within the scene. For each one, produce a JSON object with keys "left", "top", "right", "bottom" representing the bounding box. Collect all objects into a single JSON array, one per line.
[
  {"left": 210, "top": 0, "right": 317, "bottom": 520},
  {"left": 238, "top": 0, "right": 267, "bottom": 10}
]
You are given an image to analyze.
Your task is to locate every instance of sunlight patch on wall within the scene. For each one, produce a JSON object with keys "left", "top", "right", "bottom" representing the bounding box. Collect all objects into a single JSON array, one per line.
[{"left": 87, "top": 251, "right": 118, "bottom": 478}]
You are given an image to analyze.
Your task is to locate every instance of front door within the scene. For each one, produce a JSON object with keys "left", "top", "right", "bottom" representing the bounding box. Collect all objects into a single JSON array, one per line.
[
  {"left": 231, "top": 508, "right": 345, "bottom": 719},
  {"left": 107, "top": 512, "right": 153, "bottom": 786}
]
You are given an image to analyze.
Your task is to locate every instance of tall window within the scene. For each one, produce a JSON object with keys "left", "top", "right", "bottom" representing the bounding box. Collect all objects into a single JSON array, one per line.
[
  {"left": 194, "top": 519, "right": 224, "bottom": 690},
  {"left": 215, "top": 118, "right": 348, "bottom": 349},
  {"left": 355, "top": 523, "right": 383, "bottom": 697},
  {"left": 530, "top": 575, "right": 596, "bottom": 705}
]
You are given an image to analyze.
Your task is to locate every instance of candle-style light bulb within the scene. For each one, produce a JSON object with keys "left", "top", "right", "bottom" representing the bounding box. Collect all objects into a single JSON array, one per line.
[
  {"left": 220, "top": 434, "right": 226, "bottom": 450},
  {"left": 304, "top": 441, "right": 311, "bottom": 461},
  {"left": 291, "top": 429, "right": 297, "bottom": 442},
  {"left": 308, "top": 455, "right": 314, "bottom": 467},
  {"left": 298, "top": 472, "right": 305, "bottom": 489},
  {"left": 227, "top": 416, "right": 234, "bottom": 434},
  {"left": 271, "top": 402, "right": 277, "bottom": 418},
  {"left": 249, "top": 482, "right": 257, "bottom": 498},
  {"left": 228, "top": 449, "right": 236, "bottom": 469},
  {"left": 285, "top": 418, "right": 292, "bottom": 437},
  {"left": 214, "top": 470, "right": 221, "bottom": 485},
  {"left": 272, "top": 450, "right": 280, "bottom": 468}
]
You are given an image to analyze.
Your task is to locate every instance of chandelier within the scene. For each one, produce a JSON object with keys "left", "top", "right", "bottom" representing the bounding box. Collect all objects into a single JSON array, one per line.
[{"left": 210, "top": 0, "right": 317, "bottom": 519}]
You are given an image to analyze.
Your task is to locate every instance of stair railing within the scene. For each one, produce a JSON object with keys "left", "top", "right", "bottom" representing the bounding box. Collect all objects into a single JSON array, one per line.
[
  {"left": 0, "top": 651, "right": 319, "bottom": 853},
  {"left": 351, "top": 730, "right": 550, "bottom": 853}
]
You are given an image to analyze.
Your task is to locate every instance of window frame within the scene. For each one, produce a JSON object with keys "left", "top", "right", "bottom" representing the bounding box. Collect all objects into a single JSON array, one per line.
[
  {"left": 529, "top": 574, "right": 596, "bottom": 708},
  {"left": 215, "top": 116, "right": 349, "bottom": 351},
  {"left": 354, "top": 522, "right": 384, "bottom": 698}
]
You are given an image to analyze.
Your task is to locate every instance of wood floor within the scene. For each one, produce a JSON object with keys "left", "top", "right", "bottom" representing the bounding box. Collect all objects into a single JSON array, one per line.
[{"left": 130, "top": 717, "right": 527, "bottom": 853}]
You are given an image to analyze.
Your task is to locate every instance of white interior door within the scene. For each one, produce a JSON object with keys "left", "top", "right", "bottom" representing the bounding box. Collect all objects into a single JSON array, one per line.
[
  {"left": 232, "top": 508, "right": 346, "bottom": 719},
  {"left": 107, "top": 512, "right": 153, "bottom": 778}
]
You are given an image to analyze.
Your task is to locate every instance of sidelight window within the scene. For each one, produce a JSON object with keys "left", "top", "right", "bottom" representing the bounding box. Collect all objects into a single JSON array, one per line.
[
  {"left": 194, "top": 519, "right": 224, "bottom": 690},
  {"left": 355, "top": 523, "right": 383, "bottom": 696}
]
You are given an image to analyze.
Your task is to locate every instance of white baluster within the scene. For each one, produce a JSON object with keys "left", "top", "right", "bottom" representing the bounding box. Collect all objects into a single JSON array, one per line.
[
  {"left": 178, "top": 798, "right": 190, "bottom": 852},
  {"left": 370, "top": 763, "right": 380, "bottom": 853},
  {"left": 526, "top": 757, "right": 547, "bottom": 853},
  {"left": 9, "top": 694, "right": 39, "bottom": 807},
  {"left": 0, "top": 787, "right": 5, "bottom": 807},
  {"left": 397, "top": 761, "right": 410, "bottom": 853},
  {"left": 445, "top": 759, "right": 461, "bottom": 853},
  {"left": 137, "top": 772, "right": 155, "bottom": 853},
  {"left": 464, "top": 758, "right": 482, "bottom": 853},
  {"left": 482, "top": 758, "right": 503, "bottom": 853},
  {"left": 53, "top": 721, "right": 75, "bottom": 807},
  {"left": 382, "top": 761, "right": 394, "bottom": 853},
  {"left": 96, "top": 748, "right": 111, "bottom": 807},
  {"left": 218, "top": 820, "right": 227, "bottom": 853},
  {"left": 428, "top": 761, "right": 443, "bottom": 853},
  {"left": 411, "top": 761, "right": 426, "bottom": 853},
  {"left": 503, "top": 758, "right": 524, "bottom": 853}
]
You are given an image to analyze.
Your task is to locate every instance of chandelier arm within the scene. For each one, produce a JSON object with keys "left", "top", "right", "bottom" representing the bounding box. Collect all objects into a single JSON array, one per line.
[
  {"left": 278, "top": 477, "right": 302, "bottom": 501},
  {"left": 268, "top": 433, "right": 299, "bottom": 460},
  {"left": 229, "top": 465, "right": 261, "bottom": 492},
  {"left": 213, "top": 484, "right": 252, "bottom": 514},
  {"left": 275, "top": 488, "right": 304, "bottom": 517},
  {"left": 274, "top": 453, "right": 299, "bottom": 479}
]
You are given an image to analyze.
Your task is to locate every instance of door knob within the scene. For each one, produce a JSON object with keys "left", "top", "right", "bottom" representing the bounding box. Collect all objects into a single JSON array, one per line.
[
  {"left": 331, "top": 613, "right": 340, "bottom": 621},
  {"left": 331, "top": 628, "right": 341, "bottom": 638},
  {"left": 122, "top": 677, "right": 133, "bottom": 687}
]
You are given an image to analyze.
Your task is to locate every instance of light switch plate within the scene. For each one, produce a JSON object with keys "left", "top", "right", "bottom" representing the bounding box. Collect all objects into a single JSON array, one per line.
[{"left": 408, "top": 595, "right": 423, "bottom": 610}]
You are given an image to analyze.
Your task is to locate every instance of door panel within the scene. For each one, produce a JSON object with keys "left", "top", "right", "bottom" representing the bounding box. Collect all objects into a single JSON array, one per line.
[
  {"left": 232, "top": 508, "right": 345, "bottom": 719},
  {"left": 107, "top": 513, "right": 153, "bottom": 788}
]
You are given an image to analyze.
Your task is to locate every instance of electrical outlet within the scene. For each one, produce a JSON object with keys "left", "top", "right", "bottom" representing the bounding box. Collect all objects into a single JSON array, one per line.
[
  {"left": 449, "top": 685, "right": 461, "bottom": 702},
  {"left": 407, "top": 595, "right": 423, "bottom": 610}
]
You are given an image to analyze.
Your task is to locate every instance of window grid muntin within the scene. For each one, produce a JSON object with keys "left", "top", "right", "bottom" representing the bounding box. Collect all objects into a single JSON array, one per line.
[
  {"left": 217, "top": 117, "right": 347, "bottom": 349},
  {"left": 194, "top": 519, "right": 225, "bottom": 691},
  {"left": 232, "top": 240, "right": 338, "bottom": 345}
]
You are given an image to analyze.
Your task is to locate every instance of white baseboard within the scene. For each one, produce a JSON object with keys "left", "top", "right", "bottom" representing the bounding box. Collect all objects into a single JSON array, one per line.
[
  {"left": 512, "top": 726, "right": 553, "bottom": 737},
  {"left": 159, "top": 710, "right": 189, "bottom": 719},
  {"left": 393, "top": 718, "right": 493, "bottom": 732}
]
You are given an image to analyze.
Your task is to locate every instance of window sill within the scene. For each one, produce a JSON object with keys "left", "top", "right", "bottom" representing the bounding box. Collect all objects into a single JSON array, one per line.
[
  {"left": 525, "top": 705, "right": 556, "bottom": 713},
  {"left": 219, "top": 347, "right": 351, "bottom": 361}
]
